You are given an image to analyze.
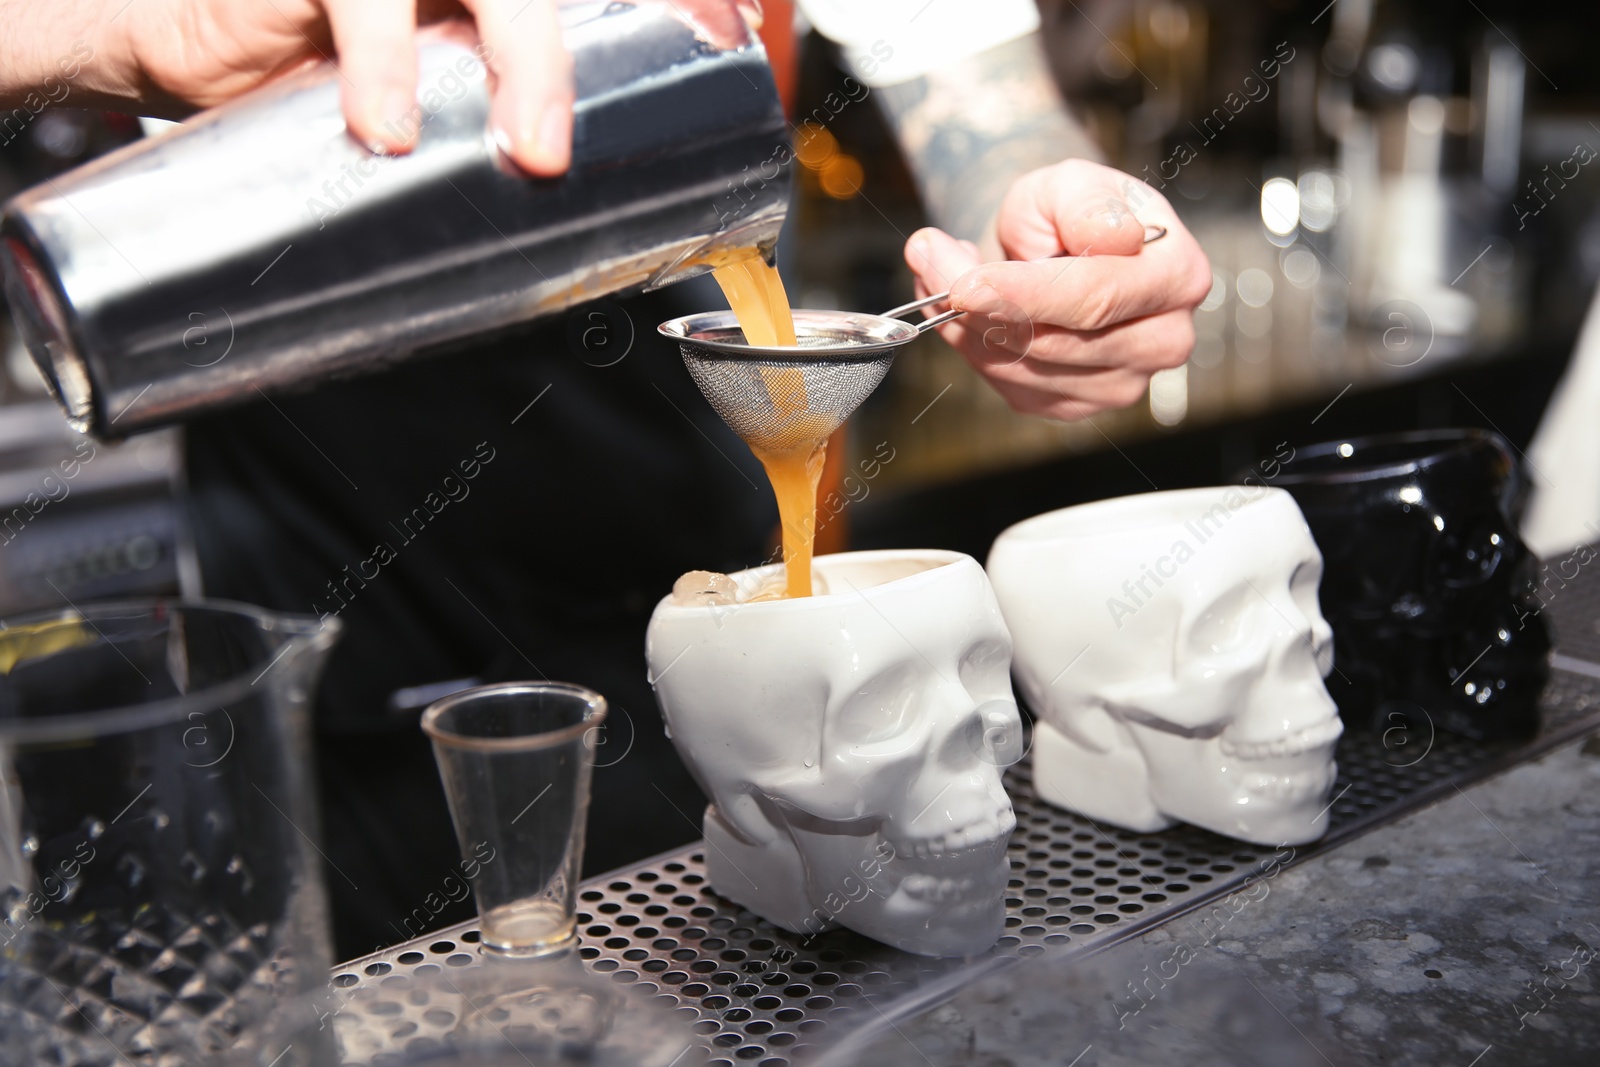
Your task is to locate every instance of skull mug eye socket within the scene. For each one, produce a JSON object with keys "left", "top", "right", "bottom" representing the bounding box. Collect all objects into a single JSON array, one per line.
[
  {"left": 1185, "top": 583, "right": 1260, "bottom": 656},
  {"left": 1427, "top": 516, "right": 1506, "bottom": 591},
  {"left": 832, "top": 662, "right": 924, "bottom": 750}
]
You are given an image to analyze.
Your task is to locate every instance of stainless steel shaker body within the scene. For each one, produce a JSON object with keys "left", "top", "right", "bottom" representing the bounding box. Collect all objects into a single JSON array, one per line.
[{"left": 0, "top": 1, "right": 791, "bottom": 437}]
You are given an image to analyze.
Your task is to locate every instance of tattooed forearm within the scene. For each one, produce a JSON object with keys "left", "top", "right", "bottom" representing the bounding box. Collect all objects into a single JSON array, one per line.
[{"left": 873, "top": 32, "right": 1101, "bottom": 244}]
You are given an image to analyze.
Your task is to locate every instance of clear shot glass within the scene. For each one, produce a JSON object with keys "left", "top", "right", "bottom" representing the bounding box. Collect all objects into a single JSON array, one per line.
[{"left": 422, "top": 681, "right": 606, "bottom": 957}]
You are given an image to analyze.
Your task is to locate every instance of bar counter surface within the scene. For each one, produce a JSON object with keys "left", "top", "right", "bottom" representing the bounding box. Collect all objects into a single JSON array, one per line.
[
  {"left": 824, "top": 731, "right": 1600, "bottom": 1066},
  {"left": 328, "top": 553, "right": 1600, "bottom": 1066}
]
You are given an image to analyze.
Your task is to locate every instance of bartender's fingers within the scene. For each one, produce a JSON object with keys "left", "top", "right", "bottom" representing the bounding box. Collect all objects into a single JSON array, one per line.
[
  {"left": 953, "top": 309, "right": 1197, "bottom": 371},
  {"left": 994, "top": 159, "right": 1157, "bottom": 261},
  {"left": 904, "top": 227, "right": 982, "bottom": 302},
  {"left": 664, "top": 0, "right": 766, "bottom": 48},
  {"left": 459, "top": 0, "right": 574, "bottom": 176},
  {"left": 325, "top": 0, "right": 421, "bottom": 154},
  {"left": 949, "top": 239, "right": 1211, "bottom": 334},
  {"left": 977, "top": 364, "right": 1161, "bottom": 422}
]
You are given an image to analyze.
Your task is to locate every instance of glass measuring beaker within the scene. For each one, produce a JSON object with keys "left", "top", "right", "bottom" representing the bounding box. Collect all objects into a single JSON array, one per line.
[{"left": 0, "top": 599, "right": 340, "bottom": 1066}]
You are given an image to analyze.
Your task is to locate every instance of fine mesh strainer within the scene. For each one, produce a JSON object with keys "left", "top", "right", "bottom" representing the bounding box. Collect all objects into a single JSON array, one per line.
[
  {"left": 657, "top": 305, "right": 955, "bottom": 452},
  {"left": 659, "top": 227, "right": 1168, "bottom": 452}
]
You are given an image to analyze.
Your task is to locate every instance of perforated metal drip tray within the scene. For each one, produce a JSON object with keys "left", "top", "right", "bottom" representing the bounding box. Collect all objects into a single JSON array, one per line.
[{"left": 329, "top": 668, "right": 1600, "bottom": 1066}]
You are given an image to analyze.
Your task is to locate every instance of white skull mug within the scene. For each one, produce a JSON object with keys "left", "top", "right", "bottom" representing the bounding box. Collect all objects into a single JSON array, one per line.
[
  {"left": 986, "top": 486, "right": 1343, "bottom": 846},
  {"left": 645, "top": 550, "right": 1024, "bottom": 958}
]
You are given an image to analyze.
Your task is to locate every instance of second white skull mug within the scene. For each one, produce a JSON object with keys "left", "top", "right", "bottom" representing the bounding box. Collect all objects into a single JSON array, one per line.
[{"left": 987, "top": 486, "right": 1343, "bottom": 846}]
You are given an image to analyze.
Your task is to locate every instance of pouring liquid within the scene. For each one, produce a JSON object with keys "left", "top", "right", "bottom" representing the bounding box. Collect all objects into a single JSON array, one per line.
[{"left": 711, "top": 257, "right": 826, "bottom": 599}]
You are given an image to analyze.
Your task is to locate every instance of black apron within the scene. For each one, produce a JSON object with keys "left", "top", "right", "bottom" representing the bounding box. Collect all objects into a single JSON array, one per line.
[{"left": 184, "top": 282, "right": 774, "bottom": 960}]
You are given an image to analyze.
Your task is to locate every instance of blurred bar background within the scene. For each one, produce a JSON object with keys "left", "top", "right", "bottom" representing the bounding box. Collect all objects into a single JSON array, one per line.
[
  {"left": 781, "top": 0, "right": 1600, "bottom": 554},
  {"left": 3, "top": 0, "right": 1599, "bottom": 594}
]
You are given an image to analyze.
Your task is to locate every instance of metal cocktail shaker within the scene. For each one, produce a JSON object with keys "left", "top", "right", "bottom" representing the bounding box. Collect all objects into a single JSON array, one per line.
[{"left": 0, "top": 1, "right": 791, "bottom": 438}]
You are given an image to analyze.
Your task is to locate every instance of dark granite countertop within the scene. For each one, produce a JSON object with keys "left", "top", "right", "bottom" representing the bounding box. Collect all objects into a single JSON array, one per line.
[{"left": 823, "top": 731, "right": 1600, "bottom": 1067}]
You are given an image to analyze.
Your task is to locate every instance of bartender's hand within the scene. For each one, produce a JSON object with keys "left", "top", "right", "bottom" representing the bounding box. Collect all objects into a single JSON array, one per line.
[
  {"left": 905, "top": 160, "right": 1212, "bottom": 421},
  {"left": 0, "top": 0, "right": 757, "bottom": 177}
]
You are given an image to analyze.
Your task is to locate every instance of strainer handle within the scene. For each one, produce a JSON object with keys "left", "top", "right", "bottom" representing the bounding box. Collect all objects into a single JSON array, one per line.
[
  {"left": 880, "top": 301, "right": 964, "bottom": 334},
  {"left": 882, "top": 224, "right": 1169, "bottom": 334}
]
